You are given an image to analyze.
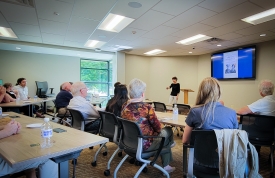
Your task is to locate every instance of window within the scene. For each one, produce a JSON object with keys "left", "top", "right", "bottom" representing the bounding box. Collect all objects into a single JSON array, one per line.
[{"left": 80, "top": 59, "right": 113, "bottom": 99}]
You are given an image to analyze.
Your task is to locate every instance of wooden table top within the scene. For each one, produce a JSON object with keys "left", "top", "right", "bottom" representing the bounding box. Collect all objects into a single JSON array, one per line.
[
  {"left": 0, "top": 97, "right": 55, "bottom": 107},
  {"left": 156, "top": 111, "right": 187, "bottom": 127},
  {"left": 0, "top": 112, "right": 108, "bottom": 168}
]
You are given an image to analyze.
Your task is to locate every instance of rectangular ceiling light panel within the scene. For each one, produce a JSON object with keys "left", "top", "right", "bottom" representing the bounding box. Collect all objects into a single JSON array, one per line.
[
  {"left": 242, "top": 8, "right": 275, "bottom": 25},
  {"left": 176, "top": 34, "right": 212, "bottom": 45},
  {"left": 0, "top": 27, "right": 17, "bottom": 38}
]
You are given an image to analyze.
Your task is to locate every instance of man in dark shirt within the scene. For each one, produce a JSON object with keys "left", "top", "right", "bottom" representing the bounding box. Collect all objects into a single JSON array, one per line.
[
  {"left": 166, "top": 77, "right": 180, "bottom": 104},
  {"left": 55, "top": 82, "right": 73, "bottom": 109}
]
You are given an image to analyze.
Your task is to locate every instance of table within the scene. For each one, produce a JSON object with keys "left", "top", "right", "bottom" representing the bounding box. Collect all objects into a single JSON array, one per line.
[
  {"left": 0, "top": 98, "right": 55, "bottom": 117},
  {"left": 90, "top": 98, "right": 106, "bottom": 108},
  {"left": 0, "top": 112, "right": 108, "bottom": 177},
  {"left": 155, "top": 111, "right": 187, "bottom": 127}
]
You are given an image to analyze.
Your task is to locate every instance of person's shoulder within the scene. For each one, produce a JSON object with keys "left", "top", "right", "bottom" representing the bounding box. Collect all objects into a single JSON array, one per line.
[{"left": 218, "top": 103, "right": 236, "bottom": 114}]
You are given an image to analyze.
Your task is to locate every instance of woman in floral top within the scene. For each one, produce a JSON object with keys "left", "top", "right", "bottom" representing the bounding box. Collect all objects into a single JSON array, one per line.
[{"left": 121, "top": 78, "right": 176, "bottom": 174}]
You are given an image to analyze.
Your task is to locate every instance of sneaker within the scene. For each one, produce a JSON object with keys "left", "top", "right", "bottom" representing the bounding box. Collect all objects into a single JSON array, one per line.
[
  {"left": 164, "top": 165, "right": 176, "bottom": 174},
  {"left": 170, "top": 141, "right": 176, "bottom": 148}
]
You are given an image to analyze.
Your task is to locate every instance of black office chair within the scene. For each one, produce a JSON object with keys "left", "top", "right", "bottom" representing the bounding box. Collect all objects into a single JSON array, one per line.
[
  {"left": 91, "top": 111, "right": 123, "bottom": 176},
  {"left": 113, "top": 117, "right": 170, "bottom": 178},
  {"left": 172, "top": 104, "right": 191, "bottom": 136},
  {"left": 35, "top": 81, "right": 54, "bottom": 98},
  {"left": 51, "top": 100, "right": 71, "bottom": 123},
  {"left": 153, "top": 102, "right": 167, "bottom": 112},
  {"left": 239, "top": 114, "right": 275, "bottom": 178}
]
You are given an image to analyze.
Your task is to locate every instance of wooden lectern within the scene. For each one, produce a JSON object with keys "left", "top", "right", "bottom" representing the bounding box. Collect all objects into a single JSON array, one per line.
[{"left": 180, "top": 89, "right": 194, "bottom": 104}]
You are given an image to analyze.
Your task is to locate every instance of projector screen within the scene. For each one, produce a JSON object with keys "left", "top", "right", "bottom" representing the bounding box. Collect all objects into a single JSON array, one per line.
[{"left": 211, "top": 46, "right": 256, "bottom": 80}]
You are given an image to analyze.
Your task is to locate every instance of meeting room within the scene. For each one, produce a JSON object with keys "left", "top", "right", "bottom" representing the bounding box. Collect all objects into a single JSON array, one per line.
[{"left": 1, "top": 0, "right": 275, "bottom": 178}]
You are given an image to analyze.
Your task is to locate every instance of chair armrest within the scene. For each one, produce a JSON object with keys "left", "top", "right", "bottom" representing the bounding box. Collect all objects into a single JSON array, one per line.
[{"left": 49, "top": 88, "right": 54, "bottom": 94}]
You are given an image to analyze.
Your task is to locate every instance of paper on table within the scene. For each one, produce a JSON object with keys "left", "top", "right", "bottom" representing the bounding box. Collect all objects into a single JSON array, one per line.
[{"left": 26, "top": 123, "right": 43, "bottom": 128}]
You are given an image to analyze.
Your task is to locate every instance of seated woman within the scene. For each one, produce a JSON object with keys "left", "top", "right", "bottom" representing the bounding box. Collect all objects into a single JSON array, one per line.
[
  {"left": 182, "top": 77, "right": 238, "bottom": 144},
  {"left": 106, "top": 84, "right": 128, "bottom": 117},
  {"left": 121, "top": 78, "right": 176, "bottom": 173},
  {"left": 3, "top": 83, "right": 18, "bottom": 102},
  {"left": 0, "top": 86, "right": 14, "bottom": 103}
]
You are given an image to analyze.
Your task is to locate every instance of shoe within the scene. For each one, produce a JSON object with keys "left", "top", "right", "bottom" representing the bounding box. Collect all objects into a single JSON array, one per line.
[
  {"left": 164, "top": 165, "right": 176, "bottom": 174},
  {"left": 36, "top": 112, "right": 45, "bottom": 118},
  {"left": 170, "top": 141, "right": 176, "bottom": 148}
]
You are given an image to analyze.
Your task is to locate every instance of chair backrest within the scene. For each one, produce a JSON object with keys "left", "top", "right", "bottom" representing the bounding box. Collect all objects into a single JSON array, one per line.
[
  {"left": 98, "top": 111, "right": 119, "bottom": 142},
  {"left": 153, "top": 102, "right": 167, "bottom": 112},
  {"left": 173, "top": 104, "right": 191, "bottom": 115},
  {"left": 239, "top": 114, "right": 275, "bottom": 145},
  {"left": 67, "top": 109, "right": 85, "bottom": 131},
  {"left": 35, "top": 81, "right": 48, "bottom": 96},
  {"left": 190, "top": 130, "right": 219, "bottom": 174},
  {"left": 117, "top": 117, "right": 142, "bottom": 156}
]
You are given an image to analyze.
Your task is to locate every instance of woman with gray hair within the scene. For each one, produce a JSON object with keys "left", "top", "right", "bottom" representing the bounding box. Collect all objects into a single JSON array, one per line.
[
  {"left": 238, "top": 79, "right": 275, "bottom": 116},
  {"left": 121, "top": 78, "right": 176, "bottom": 174}
]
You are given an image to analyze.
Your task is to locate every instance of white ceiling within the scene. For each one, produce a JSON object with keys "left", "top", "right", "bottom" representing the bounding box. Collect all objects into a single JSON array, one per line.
[{"left": 0, "top": 0, "right": 274, "bottom": 57}]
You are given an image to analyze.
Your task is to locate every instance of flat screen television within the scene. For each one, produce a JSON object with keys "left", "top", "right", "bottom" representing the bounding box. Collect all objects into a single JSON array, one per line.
[{"left": 211, "top": 46, "right": 256, "bottom": 80}]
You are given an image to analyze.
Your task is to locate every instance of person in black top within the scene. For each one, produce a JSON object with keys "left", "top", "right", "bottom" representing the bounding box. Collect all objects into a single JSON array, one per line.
[
  {"left": 3, "top": 83, "right": 18, "bottom": 100},
  {"left": 106, "top": 84, "right": 129, "bottom": 117},
  {"left": 55, "top": 82, "right": 73, "bottom": 109},
  {"left": 166, "top": 76, "right": 180, "bottom": 104}
]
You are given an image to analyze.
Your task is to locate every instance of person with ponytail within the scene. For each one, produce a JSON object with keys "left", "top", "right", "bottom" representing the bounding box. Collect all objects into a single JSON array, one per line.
[{"left": 182, "top": 77, "right": 238, "bottom": 144}]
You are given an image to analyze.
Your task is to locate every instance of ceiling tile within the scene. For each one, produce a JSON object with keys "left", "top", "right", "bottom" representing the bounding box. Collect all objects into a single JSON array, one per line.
[
  {"left": 9, "top": 22, "right": 41, "bottom": 36},
  {"left": 88, "top": 29, "right": 117, "bottom": 42},
  {"left": 235, "top": 20, "right": 275, "bottom": 36},
  {"left": 127, "top": 37, "right": 158, "bottom": 46},
  {"left": 0, "top": 2, "right": 38, "bottom": 25},
  {"left": 111, "top": 0, "right": 161, "bottom": 19},
  {"left": 249, "top": 0, "right": 275, "bottom": 9},
  {"left": 129, "top": 10, "right": 174, "bottom": 31},
  {"left": 201, "top": 2, "right": 264, "bottom": 27},
  {"left": 204, "top": 20, "right": 252, "bottom": 37},
  {"left": 58, "top": 0, "right": 74, "bottom": 3},
  {"left": 115, "top": 27, "right": 148, "bottom": 41},
  {"left": 73, "top": 0, "right": 116, "bottom": 20},
  {"left": 65, "top": 31, "right": 90, "bottom": 43},
  {"left": 0, "top": 12, "right": 10, "bottom": 28},
  {"left": 152, "top": 0, "right": 203, "bottom": 16},
  {"left": 68, "top": 16, "right": 99, "bottom": 34},
  {"left": 39, "top": 19, "right": 67, "bottom": 35},
  {"left": 171, "top": 23, "right": 214, "bottom": 38},
  {"left": 36, "top": 0, "right": 73, "bottom": 23},
  {"left": 198, "top": 0, "right": 247, "bottom": 13},
  {"left": 142, "top": 25, "right": 179, "bottom": 39},
  {"left": 164, "top": 6, "right": 217, "bottom": 29},
  {"left": 217, "top": 33, "right": 243, "bottom": 40},
  {"left": 231, "top": 34, "right": 262, "bottom": 43},
  {"left": 106, "top": 38, "right": 131, "bottom": 46},
  {"left": 154, "top": 35, "right": 182, "bottom": 45},
  {"left": 42, "top": 33, "right": 65, "bottom": 44},
  {"left": 18, "top": 35, "right": 42, "bottom": 43}
]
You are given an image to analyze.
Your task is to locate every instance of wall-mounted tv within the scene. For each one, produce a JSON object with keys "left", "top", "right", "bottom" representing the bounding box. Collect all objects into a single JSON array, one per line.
[{"left": 211, "top": 46, "right": 256, "bottom": 80}]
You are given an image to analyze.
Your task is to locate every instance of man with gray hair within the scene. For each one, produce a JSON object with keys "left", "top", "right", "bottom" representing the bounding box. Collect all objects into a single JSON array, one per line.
[
  {"left": 67, "top": 82, "right": 100, "bottom": 132},
  {"left": 238, "top": 80, "right": 275, "bottom": 116}
]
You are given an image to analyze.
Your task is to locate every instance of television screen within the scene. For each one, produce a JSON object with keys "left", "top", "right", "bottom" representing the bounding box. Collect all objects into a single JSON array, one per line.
[{"left": 211, "top": 46, "right": 256, "bottom": 80}]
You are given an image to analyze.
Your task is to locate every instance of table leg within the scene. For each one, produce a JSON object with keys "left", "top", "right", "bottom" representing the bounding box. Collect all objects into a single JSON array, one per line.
[
  {"left": 29, "top": 105, "right": 33, "bottom": 117},
  {"left": 59, "top": 161, "right": 69, "bottom": 178}
]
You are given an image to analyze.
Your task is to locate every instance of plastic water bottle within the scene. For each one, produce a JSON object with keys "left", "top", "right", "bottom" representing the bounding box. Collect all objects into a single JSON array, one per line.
[
  {"left": 34, "top": 95, "right": 38, "bottom": 101},
  {"left": 41, "top": 118, "right": 53, "bottom": 148},
  {"left": 0, "top": 107, "right": 2, "bottom": 119},
  {"left": 173, "top": 104, "right": 178, "bottom": 120}
]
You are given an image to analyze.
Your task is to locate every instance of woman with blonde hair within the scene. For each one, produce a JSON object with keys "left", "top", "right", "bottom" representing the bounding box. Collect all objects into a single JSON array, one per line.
[{"left": 182, "top": 77, "right": 238, "bottom": 143}]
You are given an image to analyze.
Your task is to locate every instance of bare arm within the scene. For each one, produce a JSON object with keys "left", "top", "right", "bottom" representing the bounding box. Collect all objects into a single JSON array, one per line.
[
  {"left": 4, "top": 93, "right": 16, "bottom": 103},
  {"left": 237, "top": 106, "right": 253, "bottom": 115},
  {"left": 0, "top": 121, "right": 21, "bottom": 139},
  {"left": 182, "top": 125, "right": 193, "bottom": 144}
]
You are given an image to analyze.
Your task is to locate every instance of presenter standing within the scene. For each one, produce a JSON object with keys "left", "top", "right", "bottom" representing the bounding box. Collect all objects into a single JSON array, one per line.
[{"left": 166, "top": 77, "right": 180, "bottom": 104}]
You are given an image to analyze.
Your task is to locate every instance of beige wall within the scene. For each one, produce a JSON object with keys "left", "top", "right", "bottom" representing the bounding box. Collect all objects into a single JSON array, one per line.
[
  {"left": 0, "top": 50, "right": 80, "bottom": 97},
  {"left": 125, "top": 54, "right": 198, "bottom": 104},
  {"left": 116, "top": 52, "right": 126, "bottom": 84}
]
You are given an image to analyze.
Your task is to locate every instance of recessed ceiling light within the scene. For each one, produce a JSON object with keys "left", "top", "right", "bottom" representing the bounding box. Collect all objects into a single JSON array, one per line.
[
  {"left": 144, "top": 49, "right": 166, "bottom": 55},
  {"left": 217, "top": 44, "right": 222, "bottom": 46},
  {"left": 98, "top": 13, "right": 135, "bottom": 33},
  {"left": 260, "top": 34, "right": 266, "bottom": 37},
  {"left": 189, "top": 52, "right": 192, "bottom": 53},
  {"left": 242, "top": 7, "right": 275, "bottom": 25},
  {"left": 84, "top": 40, "right": 106, "bottom": 48},
  {"left": 128, "top": 2, "right": 142, "bottom": 8},
  {"left": 0, "top": 27, "right": 17, "bottom": 38},
  {"left": 16, "top": 47, "right": 21, "bottom": 50},
  {"left": 176, "top": 34, "right": 212, "bottom": 45}
]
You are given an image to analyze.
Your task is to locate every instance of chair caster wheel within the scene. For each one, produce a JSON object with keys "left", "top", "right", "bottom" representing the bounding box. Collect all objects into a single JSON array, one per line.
[
  {"left": 103, "top": 151, "right": 107, "bottom": 156},
  {"left": 135, "top": 161, "right": 142, "bottom": 166},
  {"left": 129, "top": 157, "right": 135, "bottom": 164},
  {"left": 71, "top": 159, "right": 77, "bottom": 165},
  {"left": 118, "top": 152, "right": 122, "bottom": 157},
  {"left": 89, "top": 146, "right": 94, "bottom": 149},
  {"left": 142, "top": 167, "right": 148, "bottom": 173},
  {"left": 91, "top": 161, "right": 97, "bottom": 167},
  {"left": 104, "top": 169, "right": 110, "bottom": 176}
]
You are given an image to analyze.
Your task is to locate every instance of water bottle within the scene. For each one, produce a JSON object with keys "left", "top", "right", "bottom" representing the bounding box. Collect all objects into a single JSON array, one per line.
[
  {"left": 16, "top": 96, "right": 20, "bottom": 104},
  {"left": 34, "top": 95, "right": 38, "bottom": 101},
  {"left": 0, "top": 107, "right": 2, "bottom": 119},
  {"left": 41, "top": 118, "right": 53, "bottom": 148},
  {"left": 173, "top": 104, "right": 178, "bottom": 120}
]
